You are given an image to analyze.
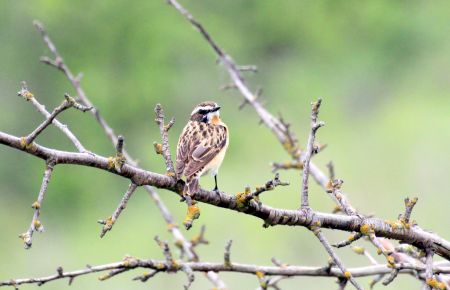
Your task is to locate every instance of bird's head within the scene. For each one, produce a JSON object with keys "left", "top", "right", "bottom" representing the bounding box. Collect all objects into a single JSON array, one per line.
[{"left": 190, "top": 101, "right": 222, "bottom": 124}]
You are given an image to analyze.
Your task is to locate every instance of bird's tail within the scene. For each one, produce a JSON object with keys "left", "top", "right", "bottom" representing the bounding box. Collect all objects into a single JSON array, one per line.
[{"left": 184, "top": 177, "right": 199, "bottom": 196}]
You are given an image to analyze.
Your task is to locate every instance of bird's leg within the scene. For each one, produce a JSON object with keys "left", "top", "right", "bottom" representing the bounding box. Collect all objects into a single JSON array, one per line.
[{"left": 213, "top": 175, "right": 219, "bottom": 194}]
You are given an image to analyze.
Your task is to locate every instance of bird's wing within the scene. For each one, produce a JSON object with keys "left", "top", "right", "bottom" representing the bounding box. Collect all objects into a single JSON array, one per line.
[
  {"left": 176, "top": 123, "right": 194, "bottom": 179},
  {"left": 183, "top": 124, "right": 228, "bottom": 179}
]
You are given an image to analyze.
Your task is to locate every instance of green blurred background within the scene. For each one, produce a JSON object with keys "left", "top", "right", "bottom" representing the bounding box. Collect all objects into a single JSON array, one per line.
[{"left": 1, "top": 1, "right": 449, "bottom": 289}]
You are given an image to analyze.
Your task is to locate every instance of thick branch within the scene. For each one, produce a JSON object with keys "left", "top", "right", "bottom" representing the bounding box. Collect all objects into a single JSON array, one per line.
[{"left": 2, "top": 131, "right": 450, "bottom": 261}]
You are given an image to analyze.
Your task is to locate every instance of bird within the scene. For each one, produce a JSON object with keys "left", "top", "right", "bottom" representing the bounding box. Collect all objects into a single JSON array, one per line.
[{"left": 176, "top": 101, "right": 229, "bottom": 198}]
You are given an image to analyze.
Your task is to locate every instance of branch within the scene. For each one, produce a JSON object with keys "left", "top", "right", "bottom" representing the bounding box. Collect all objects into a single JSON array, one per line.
[
  {"left": 311, "top": 226, "right": 362, "bottom": 290},
  {"left": 242, "top": 173, "right": 289, "bottom": 204},
  {"left": 19, "top": 160, "right": 55, "bottom": 249},
  {"left": 400, "top": 197, "right": 418, "bottom": 225},
  {"left": 98, "top": 183, "right": 138, "bottom": 238},
  {"left": 224, "top": 240, "right": 233, "bottom": 267},
  {"left": 22, "top": 93, "right": 91, "bottom": 146},
  {"left": 17, "top": 82, "right": 88, "bottom": 153},
  {"left": 154, "top": 103, "right": 176, "bottom": 177},
  {"left": 3, "top": 257, "right": 450, "bottom": 288},
  {"left": 2, "top": 130, "right": 450, "bottom": 260},
  {"left": 301, "top": 98, "right": 324, "bottom": 209},
  {"left": 271, "top": 161, "right": 303, "bottom": 172}
]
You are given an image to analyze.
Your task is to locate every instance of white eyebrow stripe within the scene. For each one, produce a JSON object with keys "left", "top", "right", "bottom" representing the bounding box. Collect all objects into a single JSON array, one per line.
[{"left": 191, "top": 105, "right": 215, "bottom": 115}]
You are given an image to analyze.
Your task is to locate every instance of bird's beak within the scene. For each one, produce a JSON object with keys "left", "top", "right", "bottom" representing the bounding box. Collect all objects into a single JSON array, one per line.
[{"left": 211, "top": 106, "right": 221, "bottom": 112}]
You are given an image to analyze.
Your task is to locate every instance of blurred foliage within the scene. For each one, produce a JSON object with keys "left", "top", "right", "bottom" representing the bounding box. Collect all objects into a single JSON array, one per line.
[{"left": 0, "top": 1, "right": 449, "bottom": 289}]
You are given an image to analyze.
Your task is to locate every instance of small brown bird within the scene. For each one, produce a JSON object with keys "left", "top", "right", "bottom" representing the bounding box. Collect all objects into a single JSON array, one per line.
[{"left": 176, "top": 102, "right": 229, "bottom": 197}]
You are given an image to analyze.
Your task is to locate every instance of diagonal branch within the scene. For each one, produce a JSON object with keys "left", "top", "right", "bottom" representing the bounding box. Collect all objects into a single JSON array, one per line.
[
  {"left": 19, "top": 160, "right": 55, "bottom": 249},
  {"left": 17, "top": 82, "right": 88, "bottom": 153},
  {"left": 22, "top": 93, "right": 91, "bottom": 146},
  {"left": 98, "top": 183, "right": 138, "bottom": 238},
  {"left": 311, "top": 226, "right": 362, "bottom": 290}
]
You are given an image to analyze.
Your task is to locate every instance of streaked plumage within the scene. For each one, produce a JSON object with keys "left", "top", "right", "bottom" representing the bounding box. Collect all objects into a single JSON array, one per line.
[{"left": 176, "top": 102, "right": 229, "bottom": 196}]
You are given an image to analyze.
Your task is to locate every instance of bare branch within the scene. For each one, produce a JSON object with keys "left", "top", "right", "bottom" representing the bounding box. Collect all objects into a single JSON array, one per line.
[
  {"left": 236, "top": 64, "right": 258, "bottom": 73},
  {"left": 190, "top": 225, "right": 209, "bottom": 248},
  {"left": 382, "top": 268, "right": 400, "bottom": 286},
  {"left": 271, "top": 161, "right": 303, "bottom": 172},
  {"left": 155, "top": 236, "right": 175, "bottom": 268},
  {"left": 326, "top": 161, "right": 335, "bottom": 180},
  {"left": 22, "top": 93, "right": 90, "bottom": 146},
  {"left": 351, "top": 246, "right": 378, "bottom": 266},
  {"left": 98, "top": 183, "right": 138, "bottom": 238},
  {"left": 224, "top": 240, "right": 233, "bottom": 268},
  {"left": 4, "top": 257, "right": 450, "bottom": 288},
  {"left": 425, "top": 248, "right": 435, "bottom": 290},
  {"left": 326, "top": 179, "right": 358, "bottom": 216},
  {"left": 19, "top": 160, "right": 55, "bottom": 249},
  {"left": 332, "top": 233, "right": 363, "bottom": 249},
  {"left": 244, "top": 173, "right": 289, "bottom": 203},
  {"left": 2, "top": 130, "right": 450, "bottom": 260},
  {"left": 17, "top": 82, "right": 87, "bottom": 153},
  {"left": 154, "top": 104, "right": 176, "bottom": 177},
  {"left": 301, "top": 98, "right": 324, "bottom": 209},
  {"left": 400, "top": 197, "right": 418, "bottom": 225},
  {"left": 311, "top": 226, "right": 363, "bottom": 290}
]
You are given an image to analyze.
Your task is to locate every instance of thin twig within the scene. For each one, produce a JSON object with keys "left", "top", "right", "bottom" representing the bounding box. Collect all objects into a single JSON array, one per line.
[
  {"left": 301, "top": 98, "right": 324, "bottom": 209},
  {"left": 271, "top": 161, "right": 303, "bottom": 172},
  {"left": 382, "top": 268, "right": 400, "bottom": 286},
  {"left": 155, "top": 236, "right": 175, "bottom": 268},
  {"left": 224, "top": 240, "right": 233, "bottom": 268},
  {"left": 154, "top": 103, "right": 176, "bottom": 177},
  {"left": 19, "top": 160, "right": 55, "bottom": 249},
  {"left": 327, "top": 161, "right": 335, "bottom": 181},
  {"left": 425, "top": 248, "right": 434, "bottom": 290},
  {"left": 98, "top": 183, "right": 138, "bottom": 238},
  {"left": 17, "top": 82, "right": 87, "bottom": 153},
  {"left": 244, "top": 173, "right": 289, "bottom": 202},
  {"left": 332, "top": 233, "right": 363, "bottom": 249},
  {"left": 401, "top": 197, "right": 418, "bottom": 225},
  {"left": 312, "top": 227, "right": 363, "bottom": 290},
  {"left": 236, "top": 64, "right": 258, "bottom": 73},
  {"left": 23, "top": 94, "right": 90, "bottom": 146}
]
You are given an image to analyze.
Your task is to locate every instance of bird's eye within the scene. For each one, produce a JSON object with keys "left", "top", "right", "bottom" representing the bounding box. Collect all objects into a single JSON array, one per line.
[{"left": 198, "top": 109, "right": 208, "bottom": 115}]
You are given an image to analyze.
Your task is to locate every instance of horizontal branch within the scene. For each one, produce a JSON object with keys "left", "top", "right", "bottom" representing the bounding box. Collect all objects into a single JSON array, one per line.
[
  {"left": 2, "top": 257, "right": 450, "bottom": 287},
  {"left": 1, "top": 130, "right": 450, "bottom": 261}
]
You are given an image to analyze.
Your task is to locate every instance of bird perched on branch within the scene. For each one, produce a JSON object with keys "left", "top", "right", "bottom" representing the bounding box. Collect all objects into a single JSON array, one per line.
[{"left": 176, "top": 101, "right": 229, "bottom": 199}]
